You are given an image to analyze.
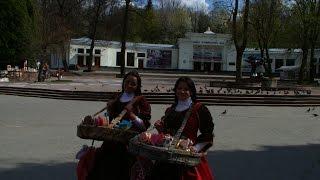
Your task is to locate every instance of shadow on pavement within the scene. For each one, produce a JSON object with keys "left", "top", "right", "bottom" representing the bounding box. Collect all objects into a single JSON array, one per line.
[
  {"left": 0, "top": 162, "right": 76, "bottom": 180},
  {"left": 1, "top": 144, "right": 320, "bottom": 180},
  {"left": 207, "top": 144, "right": 320, "bottom": 180}
]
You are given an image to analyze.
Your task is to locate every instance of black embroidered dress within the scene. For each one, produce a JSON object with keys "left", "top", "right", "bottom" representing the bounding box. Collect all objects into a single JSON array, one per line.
[{"left": 87, "top": 95, "right": 151, "bottom": 180}]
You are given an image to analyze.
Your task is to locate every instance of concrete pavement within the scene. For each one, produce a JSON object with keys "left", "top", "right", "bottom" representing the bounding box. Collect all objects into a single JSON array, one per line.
[{"left": 0, "top": 95, "right": 320, "bottom": 180}]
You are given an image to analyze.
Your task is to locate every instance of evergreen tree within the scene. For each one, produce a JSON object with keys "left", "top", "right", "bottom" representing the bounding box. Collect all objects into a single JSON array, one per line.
[{"left": 0, "top": 0, "right": 37, "bottom": 69}]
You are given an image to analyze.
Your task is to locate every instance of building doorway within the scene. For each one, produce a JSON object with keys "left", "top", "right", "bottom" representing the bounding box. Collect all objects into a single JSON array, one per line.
[
  {"left": 193, "top": 62, "right": 201, "bottom": 71},
  {"left": 77, "top": 55, "right": 84, "bottom": 67},
  {"left": 204, "top": 62, "right": 211, "bottom": 72},
  {"left": 214, "top": 62, "right": 221, "bottom": 72},
  {"left": 94, "top": 57, "right": 100, "bottom": 67},
  {"left": 138, "top": 59, "right": 144, "bottom": 69}
]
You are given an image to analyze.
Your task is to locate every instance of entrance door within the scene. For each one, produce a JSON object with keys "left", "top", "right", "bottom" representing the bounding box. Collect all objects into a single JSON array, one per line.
[
  {"left": 193, "top": 62, "right": 201, "bottom": 71},
  {"left": 214, "top": 62, "right": 221, "bottom": 72},
  {"left": 138, "top": 59, "right": 144, "bottom": 69},
  {"left": 77, "top": 55, "right": 84, "bottom": 67},
  {"left": 204, "top": 62, "right": 211, "bottom": 72},
  {"left": 94, "top": 57, "right": 100, "bottom": 67}
]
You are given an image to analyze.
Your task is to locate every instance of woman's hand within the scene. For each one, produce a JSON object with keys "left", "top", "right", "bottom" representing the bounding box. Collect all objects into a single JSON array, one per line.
[
  {"left": 124, "top": 103, "right": 134, "bottom": 113},
  {"left": 154, "top": 119, "right": 164, "bottom": 133},
  {"left": 127, "top": 111, "right": 137, "bottom": 121}
]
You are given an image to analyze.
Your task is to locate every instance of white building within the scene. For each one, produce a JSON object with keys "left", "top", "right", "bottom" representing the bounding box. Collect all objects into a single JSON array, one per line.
[
  {"left": 50, "top": 31, "right": 320, "bottom": 76},
  {"left": 177, "top": 29, "right": 234, "bottom": 72},
  {"left": 51, "top": 38, "right": 178, "bottom": 70}
]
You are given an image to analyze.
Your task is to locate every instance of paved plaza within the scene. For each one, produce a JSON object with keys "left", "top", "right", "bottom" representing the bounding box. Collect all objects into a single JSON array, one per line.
[
  {"left": 0, "top": 95, "right": 320, "bottom": 180},
  {"left": 1, "top": 73, "right": 320, "bottom": 96}
]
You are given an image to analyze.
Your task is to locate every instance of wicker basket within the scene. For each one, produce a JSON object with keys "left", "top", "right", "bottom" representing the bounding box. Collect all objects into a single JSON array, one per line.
[
  {"left": 77, "top": 124, "right": 138, "bottom": 143},
  {"left": 128, "top": 136, "right": 202, "bottom": 167},
  {"left": 128, "top": 103, "right": 205, "bottom": 166}
]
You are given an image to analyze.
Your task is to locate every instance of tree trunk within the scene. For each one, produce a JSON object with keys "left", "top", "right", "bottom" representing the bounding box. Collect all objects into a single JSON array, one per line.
[
  {"left": 38, "top": 47, "right": 46, "bottom": 82},
  {"left": 309, "top": 44, "right": 316, "bottom": 82},
  {"left": 87, "top": 1, "right": 103, "bottom": 72},
  {"left": 298, "top": 47, "right": 308, "bottom": 83},
  {"left": 120, "top": 0, "right": 130, "bottom": 77},
  {"left": 87, "top": 39, "right": 95, "bottom": 72},
  {"left": 38, "top": 61, "right": 44, "bottom": 82},
  {"left": 61, "top": 42, "right": 68, "bottom": 72},
  {"left": 235, "top": 49, "right": 244, "bottom": 81},
  {"left": 232, "top": 0, "right": 250, "bottom": 82},
  {"left": 264, "top": 44, "right": 272, "bottom": 78},
  {"left": 258, "top": 38, "right": 264, "bottom": 59},
  {"left": 258, "top": 40, "right": 269, "bottom": 77}
]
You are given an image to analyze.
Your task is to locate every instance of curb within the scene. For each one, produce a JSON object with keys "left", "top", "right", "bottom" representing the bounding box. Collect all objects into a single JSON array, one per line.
[{"left": 1, "top": 86, "right": 320, "bottom": 106}]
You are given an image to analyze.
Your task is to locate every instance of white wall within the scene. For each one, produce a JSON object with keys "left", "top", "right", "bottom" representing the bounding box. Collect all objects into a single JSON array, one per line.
[
  {"left": 68, "top": 44, "right": 107, "bottom": 66},
  {"left": 69, "top": 45, "right": 78, "bottom": 65},
  {"left": 171, "top": 49, "right": 179, "bottom": 69},
  {"left": 178, "top": 39, "right": 193, "bottom": 70},
  {"left": 226, "top": 50, "right": 236, "bottom": 72},
  {"left": 65, "top": 38, "right": 320, "bottom": 74}
]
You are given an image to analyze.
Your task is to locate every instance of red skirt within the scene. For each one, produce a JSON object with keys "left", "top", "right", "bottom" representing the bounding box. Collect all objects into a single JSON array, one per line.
[
  {"left": 150, "top": 156, "right": 214, "bottom": 180},
  {"left": 182, "top": 156, "right": 214, "bottom": 180}
]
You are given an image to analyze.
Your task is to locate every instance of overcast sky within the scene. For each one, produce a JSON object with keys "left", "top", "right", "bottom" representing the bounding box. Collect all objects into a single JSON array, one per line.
[
  {"left": 180, "top": 0, "right": 210, "bottom": 9},
  {"left": 132, "top": 0, "right": 214, "bottom": 12}
]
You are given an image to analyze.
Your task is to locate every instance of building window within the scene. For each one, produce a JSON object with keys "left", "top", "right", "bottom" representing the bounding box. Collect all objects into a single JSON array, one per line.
[
  {"left": 137, "top": 53, "right": 145, "bottom": 57},
  {"left": 127, "top": 52, "right": 135, "bottom": 66},
  {"left": 229, "top": 62, "right": 235, "bottom": 66},
  {"left": 95, "top": 49, "right": 101, "bottom": 54},
  {"left": 116, "top": 52, "right": 121, "bottom": 66},
  {"left": 275, "top": 59, "right": 283, "bottom": 69},
  {"left": 86, "top": 49, "right": 91, "bottom": 53},
  {"left": 286, "top": 59, "right": 295, "bottom": 66},
  {"left": 78, "top": 48, "right": 84, "bottom": 53}
]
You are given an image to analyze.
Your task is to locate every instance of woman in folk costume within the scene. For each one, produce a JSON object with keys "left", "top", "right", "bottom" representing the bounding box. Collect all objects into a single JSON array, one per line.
[
  {"left": 87, "top": 70, "right": 151, "bottom": 180},
  {"left": 152, "top": 77, "right": 215, "bottom": 180}
]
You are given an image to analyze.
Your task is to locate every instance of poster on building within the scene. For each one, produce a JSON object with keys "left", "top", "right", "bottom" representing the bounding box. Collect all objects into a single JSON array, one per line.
[
  {"left": 146, "top": 49, "right": 172, "bottom": 69},
  {"left": 193, "top": 45, "right": 222, "bottom": 62}
]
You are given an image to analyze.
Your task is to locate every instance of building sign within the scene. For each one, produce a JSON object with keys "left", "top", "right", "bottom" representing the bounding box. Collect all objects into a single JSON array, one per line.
[
  {"left": 146, "top": 49, "right": 172, "bottom": 68},
  {"left": 193, "top": 45, "right": 222, "bottom": 62},
  {"left": 193, "top": 41, "right": 225, "bottom": 45}
]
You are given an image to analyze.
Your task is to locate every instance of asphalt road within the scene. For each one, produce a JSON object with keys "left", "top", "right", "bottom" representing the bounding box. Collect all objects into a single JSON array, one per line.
[{"left": 0, "top": 95, "right": 320, "bottom": 180}]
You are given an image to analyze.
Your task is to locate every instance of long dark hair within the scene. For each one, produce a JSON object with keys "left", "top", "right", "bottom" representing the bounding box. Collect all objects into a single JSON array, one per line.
[
  {"left": 173, "top": 77, "right": 197, "bottom": 104},
  {"left": 121, "top": 70, "right": 142, "bottom": 95}
]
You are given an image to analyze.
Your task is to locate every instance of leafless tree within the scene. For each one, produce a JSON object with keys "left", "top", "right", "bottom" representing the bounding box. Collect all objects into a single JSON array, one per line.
[
  {"left": 86, "top": 0, "right": 116, "bottom": 72},
  {"left": 292, "top": 0, "right": 320, "bottom": 82},
  {"left": 119, "top": 0, "right": 131, "bottom": 77},
  {"left": 250, "top": 0, "right": 282, "bottom": 78},
  {"left": 232, "top": 0, "right": 250, "bottom": 81}
]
